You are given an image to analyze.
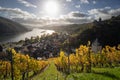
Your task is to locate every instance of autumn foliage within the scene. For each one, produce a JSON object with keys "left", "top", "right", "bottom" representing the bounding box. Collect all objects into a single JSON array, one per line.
[
  {"left": 0, "top": 48, "right": 48, "bottom": 80},
  {"left": 55, "top": 43, "right": 120, "bottom": 73}
]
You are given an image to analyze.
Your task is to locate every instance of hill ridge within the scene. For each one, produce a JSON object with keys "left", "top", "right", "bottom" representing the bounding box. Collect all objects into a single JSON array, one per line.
[{"left": 0, "top": 16, "right": 28, "bottom": 35}]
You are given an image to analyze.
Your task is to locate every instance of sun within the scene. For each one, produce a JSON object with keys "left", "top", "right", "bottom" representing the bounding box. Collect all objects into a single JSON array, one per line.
[{"left": 44, "top": 1, "right": 59, "bottom": 17}]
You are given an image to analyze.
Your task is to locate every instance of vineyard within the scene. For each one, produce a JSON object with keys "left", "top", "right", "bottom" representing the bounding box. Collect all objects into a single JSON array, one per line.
[
  {"left": 0, "top": 42, "right": 120, "bottom": 80},
  {"left": 0, "top": 48, "right": 48, "bottom": 80},
  {"left": 55, "top": 42, "right": 120, "bottom": 73}
]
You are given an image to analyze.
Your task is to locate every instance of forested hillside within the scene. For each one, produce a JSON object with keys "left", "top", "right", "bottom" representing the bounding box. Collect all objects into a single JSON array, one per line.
[{"left": 78, "top": 15, "right": 120, "bottom": 46}]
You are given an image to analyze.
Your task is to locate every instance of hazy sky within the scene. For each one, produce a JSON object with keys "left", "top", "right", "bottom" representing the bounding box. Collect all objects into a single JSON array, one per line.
[{"left": 0, "top": 0, "right": 120, "bottom": 26}]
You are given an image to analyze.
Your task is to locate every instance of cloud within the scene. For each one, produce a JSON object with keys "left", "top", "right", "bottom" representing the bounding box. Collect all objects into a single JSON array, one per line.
[
  {"left": 80, "top": 0, "right": 89, "bottom": 4},
  {"left": 69, "top": 11, "right": 88, "bottom": 17},
  {"left": 12, "top": 18, "right": 50, "bottom": 27},
  {"left": 93, "top": 1, "right": 96, "bottom": 4},
  {"left": 17, "top": 0, "right": 37, "bottom": 8},
  {"left": 60, "top": 11, "right": 93, "bottom": 24},
  {"left": 0, "top": 6, "right": 92, "bottom": 26},
  {"left": 13, "top": 11, "right": 93, "bottom": 26},
  {"left": 65, "top": 17, "right": 92, "bottom": 24},
  {"left": 0, "top": 6, "right": 36, "bottom": 19},
  {"left": 13, "top": 7, "right": 120, "bottom": 26},
  {"left": 75, "top": 5, "right": 80, "bottom": 8},
  {"left": 109, "top": 8, "right": 120, "bottom": 16},
  {"left": 88, "top": 7, "right": 120, "bottom": 20},
  {"left": 105, "top": 7, "right": 111, "bottom": 9},
  {"left": 66, "top": 0, "right": 72, "bottom": 2}
]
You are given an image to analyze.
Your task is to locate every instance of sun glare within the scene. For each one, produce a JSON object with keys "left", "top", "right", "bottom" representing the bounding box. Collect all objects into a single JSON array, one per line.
[{"left": 44, "top": 1, "right": 59, "bottom": 17}]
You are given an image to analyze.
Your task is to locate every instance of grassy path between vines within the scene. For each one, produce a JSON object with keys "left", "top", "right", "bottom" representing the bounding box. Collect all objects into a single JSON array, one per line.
[
  {"left": 31, "top": 60, "right": 120, "bottom": 80},
  {"left": 31, "top": 61, "right": 65, "bottom": 80}
]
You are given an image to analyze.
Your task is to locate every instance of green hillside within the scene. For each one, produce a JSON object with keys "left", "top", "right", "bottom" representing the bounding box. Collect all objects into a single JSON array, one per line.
[{"left": 0, "top": 16, "right": 28, "bottom": 35}]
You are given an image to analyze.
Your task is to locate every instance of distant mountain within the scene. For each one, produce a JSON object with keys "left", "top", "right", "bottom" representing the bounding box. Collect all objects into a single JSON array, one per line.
[
  {"left": 0, "top": 17, "right": 29, "bottom": 35},
  {"left": 41, "top": 23, "right": 94, "bottom": 34}
]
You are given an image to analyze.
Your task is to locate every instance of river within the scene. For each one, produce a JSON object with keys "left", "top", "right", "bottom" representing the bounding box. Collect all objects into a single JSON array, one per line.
[{"left": 0, "top": 28, "right": 55, "bottom": 43}]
